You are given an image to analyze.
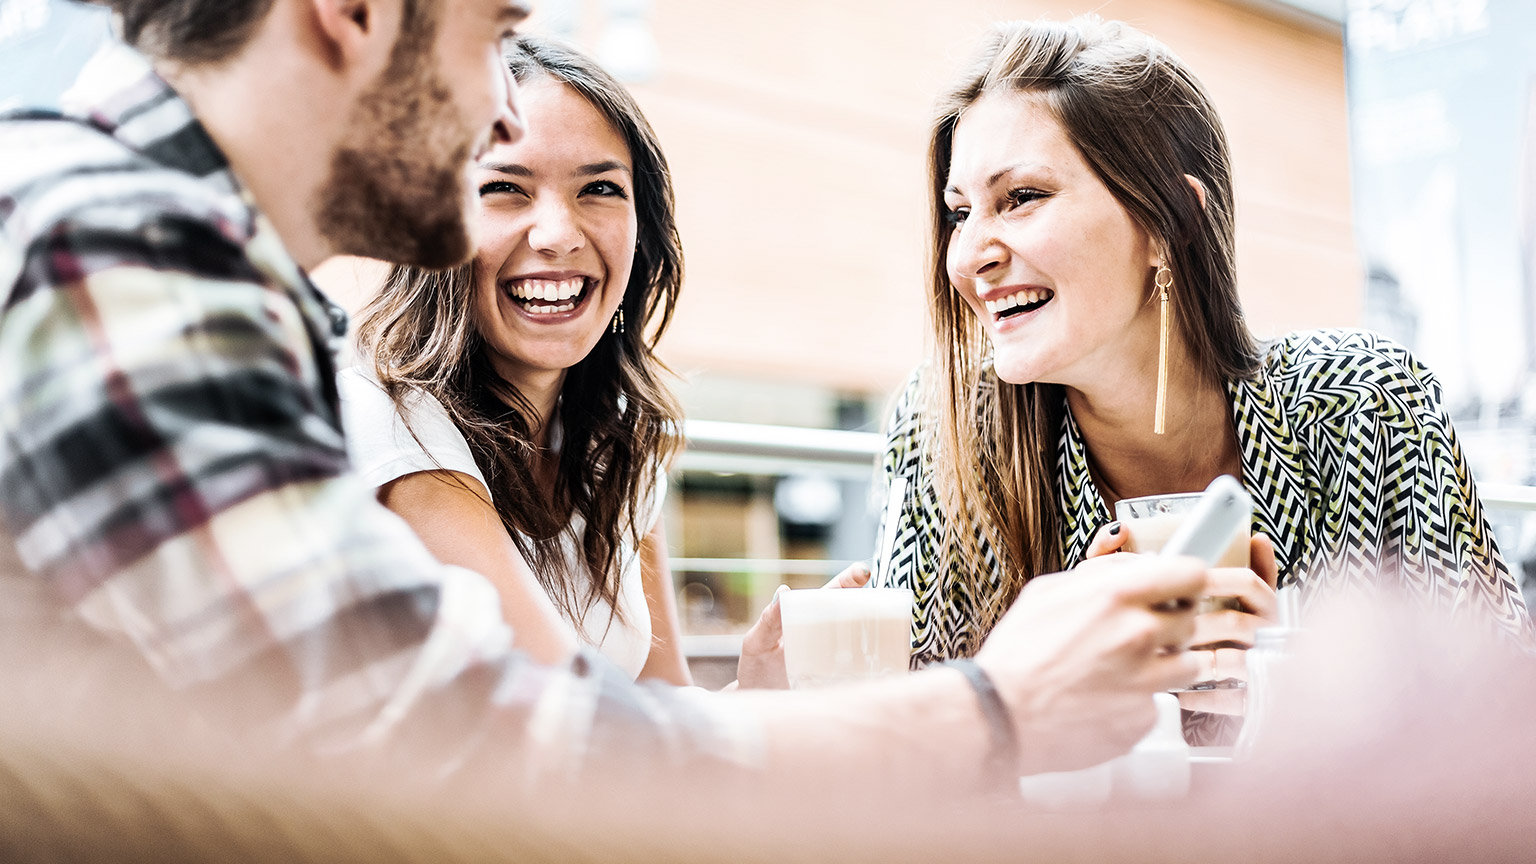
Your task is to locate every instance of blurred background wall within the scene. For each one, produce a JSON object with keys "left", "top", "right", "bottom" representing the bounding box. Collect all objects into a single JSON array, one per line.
[{"left": 1344, "top": 0, "right": 1536, "bottom": 612}]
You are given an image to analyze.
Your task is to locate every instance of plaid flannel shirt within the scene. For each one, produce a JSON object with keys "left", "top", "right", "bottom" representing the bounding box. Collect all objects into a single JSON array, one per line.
[{"left": 0, "top": 45, "right": 757, "bottom": 783}]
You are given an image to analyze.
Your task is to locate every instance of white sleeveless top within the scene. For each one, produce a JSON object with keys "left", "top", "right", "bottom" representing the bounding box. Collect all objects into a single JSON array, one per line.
[{"left": 337, "top": 366, "right": 663, "bottom": 680}]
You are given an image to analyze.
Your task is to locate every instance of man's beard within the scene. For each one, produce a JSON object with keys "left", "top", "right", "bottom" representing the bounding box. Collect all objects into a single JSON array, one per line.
[{"left": 316, "top": 51, "right": 478, "bottom": 270}]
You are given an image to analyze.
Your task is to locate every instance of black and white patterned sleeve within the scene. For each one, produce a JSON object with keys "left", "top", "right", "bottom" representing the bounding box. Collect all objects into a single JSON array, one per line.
[
  {"left": 871, "top": 370, "right": 965, "bottom": 666},
  {"left": 1294, "top": 331, "right": 1535, "bottom": 646},
  {"left": 1379, "top": 340, "right": 1533, "bottom": 645}
]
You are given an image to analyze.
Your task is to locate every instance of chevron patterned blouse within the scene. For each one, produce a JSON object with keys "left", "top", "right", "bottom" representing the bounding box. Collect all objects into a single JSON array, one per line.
[{"left": 873, "top": 329, "right": 1535, "bottom": 668}]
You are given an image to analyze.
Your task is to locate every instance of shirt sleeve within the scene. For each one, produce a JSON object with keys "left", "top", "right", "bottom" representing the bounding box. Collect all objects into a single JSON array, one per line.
[
  {"left": 1296, "top": 333, "right": 1536, "bottom": 646},
  {"left": 337, "top": 366, "right": 490, "bottom": 493},
  {"left": 0, "top": 209, "right": 761, "bottom": 784},
  {"left": 645, "top": 464, "right": 669, "bottom": 533}
]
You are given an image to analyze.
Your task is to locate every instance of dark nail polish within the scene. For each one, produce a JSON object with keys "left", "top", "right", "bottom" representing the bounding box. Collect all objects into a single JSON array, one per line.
[{"left": 1108, "top": 521, "right": 1122, "bottom": 536}]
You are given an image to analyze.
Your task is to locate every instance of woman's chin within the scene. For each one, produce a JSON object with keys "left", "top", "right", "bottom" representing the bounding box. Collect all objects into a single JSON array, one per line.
[{"left": 989, "top": 351, "right": 1047, "bottom": 386}]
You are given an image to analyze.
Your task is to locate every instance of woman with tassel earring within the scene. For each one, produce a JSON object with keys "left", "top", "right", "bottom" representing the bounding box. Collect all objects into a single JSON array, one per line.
[{"left": 873, "top": 15, "right": 1533, "bottom": 743}]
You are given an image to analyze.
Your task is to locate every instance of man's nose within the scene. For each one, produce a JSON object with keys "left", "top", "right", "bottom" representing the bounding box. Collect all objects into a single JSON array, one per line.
[{"left": 492, "top": 63, "right": 524, "bottom": 146}]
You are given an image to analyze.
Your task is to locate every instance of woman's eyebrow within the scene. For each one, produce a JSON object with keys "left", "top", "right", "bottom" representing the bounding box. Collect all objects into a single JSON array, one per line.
[
  {"left": 498, "top": 0, "right": 532, "bottom": 26},
  {"left": 946, "top": 163, "right": 1052, "bottom": 197},
  {"left": 985, "top": 162, "right": 1051, "bottom": 187},
  {"left": 480, "top": 162, "right": 532, "bottom": 176},
  {"left": 478, "top": 162, "right": 630, "bottom": 177},
  {"left": 575, "top": 160, "right": 632, "bottom": 177}
]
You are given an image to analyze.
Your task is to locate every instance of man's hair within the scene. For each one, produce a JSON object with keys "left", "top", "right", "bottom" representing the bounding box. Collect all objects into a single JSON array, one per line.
[{"left": 76, "top": 0, "right": 425, "bottom": 65}]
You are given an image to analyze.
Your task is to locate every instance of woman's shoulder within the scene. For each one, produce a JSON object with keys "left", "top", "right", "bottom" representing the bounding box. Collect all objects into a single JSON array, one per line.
[
  {"left": 1264, "top": 328, "right": 1423, "bottom": 369},
  {"left": 887, "top": 365, "right": 928, "bottom": 422},
  {"left": 338, "top": 365, "right": 454, "bottom": 421},
  {"left": 336, "top": 365, "right": 486, "bottom": 491},
  {"left": 1258, "top": 328, "right": 1444, "bottom": 421}
]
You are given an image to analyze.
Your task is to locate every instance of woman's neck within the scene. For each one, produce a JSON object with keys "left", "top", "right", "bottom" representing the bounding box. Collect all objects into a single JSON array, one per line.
[
  {"left": 485, "top": 360, "right": 566, "bottom": 487},
  {"left": 1063, "top": 341, "right": 1242, "bottom": 507},
  {"left": 506, "top": 369, "right": 564, "bottom": 496},
  {"left": 486, "top": 364, "right": 560, "bottom": 445}
]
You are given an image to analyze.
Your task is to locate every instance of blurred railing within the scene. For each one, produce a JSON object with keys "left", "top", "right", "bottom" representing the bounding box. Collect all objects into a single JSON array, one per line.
[
  {"left": 1482, "top": 484, "right": 1536, "bottom": 512},
  {"left": 675, "top": 419, "right": 1536, "bottom": 662},
  {"left": 676, "top": 420, "right": 882, "bottom": 662},
  {"left": 679, "top": 419, "right": 883, "bottom": 480}
]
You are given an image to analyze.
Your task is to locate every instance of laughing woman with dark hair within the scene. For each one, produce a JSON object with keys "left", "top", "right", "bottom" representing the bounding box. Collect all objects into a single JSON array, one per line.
[{"left": 340, "top": 36, "right": 692, "bottom": 682}]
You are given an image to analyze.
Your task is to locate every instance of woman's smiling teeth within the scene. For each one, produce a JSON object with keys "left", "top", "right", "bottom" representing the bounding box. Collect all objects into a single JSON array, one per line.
[
  {"left": 985, "top": 288, "right": 1055, "bottom": 319},
  {"left": 506, "top": 277, "right": 590, "bottom": 315}
]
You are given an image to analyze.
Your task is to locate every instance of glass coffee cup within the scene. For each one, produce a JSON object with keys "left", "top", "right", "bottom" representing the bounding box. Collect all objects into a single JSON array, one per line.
[{"left": 1114, "top": 490, "right": 1250, "bottom": 692}]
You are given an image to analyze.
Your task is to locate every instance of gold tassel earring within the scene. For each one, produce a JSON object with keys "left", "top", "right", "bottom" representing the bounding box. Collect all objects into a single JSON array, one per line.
[
  {"left": 611, "top": 305, "right": 625, "bottom": 335},
  {"left": 1154, "top": 264, "right": 1173, "bottom": 435}
]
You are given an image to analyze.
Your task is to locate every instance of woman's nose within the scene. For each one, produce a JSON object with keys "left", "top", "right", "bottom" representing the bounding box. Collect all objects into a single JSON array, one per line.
[
  {"left": 527, "top": 202, "right": 585, "bottom": 257},
  {"left": 951, "top": 216, "right": 1006, "bottom": 281}
]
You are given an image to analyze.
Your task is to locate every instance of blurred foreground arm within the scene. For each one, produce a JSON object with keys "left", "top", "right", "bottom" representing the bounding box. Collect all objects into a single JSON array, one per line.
[{"left": 741, "top": 553, "right": 1203, "bottom": 789}]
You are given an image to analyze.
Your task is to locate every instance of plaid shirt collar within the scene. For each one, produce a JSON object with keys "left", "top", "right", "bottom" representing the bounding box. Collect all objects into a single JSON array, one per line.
[
  {"left": 63, "top": 44, "right": 350, "bottom": 350},
  {"left": 75, "top": 45, "right": 235, "bottom": 178}
]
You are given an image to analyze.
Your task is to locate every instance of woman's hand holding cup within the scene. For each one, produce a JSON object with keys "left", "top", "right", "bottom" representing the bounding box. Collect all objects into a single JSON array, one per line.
[
  {"left": 1087, "top": 524, "right": 1280, "bottom": 715},
  {"left": 734, "top": 562, "right": 873, "bottom": 690},
  {"left": 1181, "top": 534, "right": 1278, "bottom": 714}
]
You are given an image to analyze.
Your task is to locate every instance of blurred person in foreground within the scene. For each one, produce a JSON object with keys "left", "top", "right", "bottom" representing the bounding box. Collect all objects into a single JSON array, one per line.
[
  {"left": 0, "top": 0, "right": 1211, "bottom": 800},
  {"left": 3, "top": 588, "right": 1533, "bottom": 861},
  {"left": 874, "top": 16, "right": 1534, "bottom": 744}
]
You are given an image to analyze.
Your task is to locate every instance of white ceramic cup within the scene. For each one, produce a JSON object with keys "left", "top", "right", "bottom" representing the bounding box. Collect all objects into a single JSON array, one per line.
[{"left": 779, "top": 587, "right": 913, "bottom": 689}]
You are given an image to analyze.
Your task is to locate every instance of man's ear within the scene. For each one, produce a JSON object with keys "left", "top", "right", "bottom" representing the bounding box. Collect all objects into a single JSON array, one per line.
[
  {"left": 1184, "top": 174, "right": 1208, "bottom": 211},
  {"left": 307, "top": 0, "right": 390, "bottom": 72}
]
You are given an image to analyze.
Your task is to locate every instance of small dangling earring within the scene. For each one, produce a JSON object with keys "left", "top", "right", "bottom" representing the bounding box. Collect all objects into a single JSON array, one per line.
[
  {"left": 1153, "top": 264, "right": 1173, "bottom": 436},
  {"left": 611, "top": 305, "right": 625, "bottom": 335}
]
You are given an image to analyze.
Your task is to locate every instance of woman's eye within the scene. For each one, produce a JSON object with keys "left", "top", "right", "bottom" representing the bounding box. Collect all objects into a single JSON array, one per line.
[
  {"left": 1005, "top": 187, "right": 1049, "bottom": 208},
  {"left": 582, "top": 180, "right": 629, "bottom": 199},
  {"left": 944, "top": 207, "right": 969, "bottom": 227},
  {"left": 478, "top": 180, "right": 524, "bottom": 197}
]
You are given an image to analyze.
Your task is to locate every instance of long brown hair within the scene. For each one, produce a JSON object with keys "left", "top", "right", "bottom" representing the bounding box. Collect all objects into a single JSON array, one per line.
[
  {"left": 924, "top": 17, "right": 1260, "bottom": 639},
  {"left": 353, "top": 36, "right": 683, "bottom": 629}
]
